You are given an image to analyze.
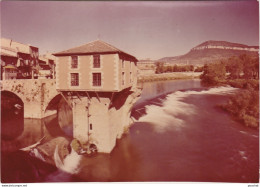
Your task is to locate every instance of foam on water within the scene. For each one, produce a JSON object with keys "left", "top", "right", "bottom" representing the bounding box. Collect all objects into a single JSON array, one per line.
[
  {"left": 239, "top": 151, "right": 248, "bottom": 160},
  {"left": 20, "top": 136, "right": 45, "bottom": 151},
  {"left": 30, "top": 148, "right": 45, "bottom": 162},
  {"left": 54, "top": 145, "right": 82, "bottom": 174},
  {"left": 138, "top": 86, "right": 238, "bottom": 133}
]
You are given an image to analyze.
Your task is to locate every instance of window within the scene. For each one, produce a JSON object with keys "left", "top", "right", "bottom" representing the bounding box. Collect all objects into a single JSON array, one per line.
[
  {"left": 122, "top": 72, "right": 125, "bottom": 85},
  {"left": 90, "top": 123, "right": 93, "bottom": 130},
  {"left": 93, "top": 55, "right": 100, "bottom": 68},
  {"left": 71, "top": 73, "right": 79, "bottom": 86},
  {"left": 71, "top": 56, "right": 78, "bottom": 68},
  {"left": 20, "top": 59, "right": 24, "bottom": 66},
  {"left": 130, "top": 72, "right": 132, "bottom": 83},
  {"left": 122, "top": 59, "right": 125, "bottom": 68},
  {"left": 93, "top": 73, "right": 101, "bottom": 86}
]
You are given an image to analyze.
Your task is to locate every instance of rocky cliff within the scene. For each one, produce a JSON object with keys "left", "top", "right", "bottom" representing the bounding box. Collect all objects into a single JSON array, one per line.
[{"left": 158, "top": 40, "right": 259, "bottom": 65}]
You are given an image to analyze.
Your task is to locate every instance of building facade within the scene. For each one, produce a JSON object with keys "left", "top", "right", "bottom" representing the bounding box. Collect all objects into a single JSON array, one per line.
[
  {"left": 54, "top": 40, "right": 138, "bottom": 92},
  {"left": 1, "top": 38, "right": 40, "bottom": 79},
  {"left": 53, "top": 40, "right": 139, "bottom": 153}
]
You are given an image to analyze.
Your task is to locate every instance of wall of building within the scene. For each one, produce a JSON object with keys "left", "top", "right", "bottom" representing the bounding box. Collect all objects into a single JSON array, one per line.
[
  {"left": 56, "top": 53, "right": 137, "bottom": 92},
  {"left": 68, "top": 86, "right": 142, "bottom": 153},
  {"left": 56, "top": 54, "right": 118, "bottom": 91},
  {"left": 118, "top": 57, "right": 137, "bottom": 91}
]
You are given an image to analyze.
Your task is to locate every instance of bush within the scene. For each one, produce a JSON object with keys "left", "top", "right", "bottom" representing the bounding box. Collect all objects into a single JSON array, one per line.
[
  {"left": 221, "top": 89, "right": 259, "bottom": 128},
  {"left": 200, "top": 62, "right": 226, "bottom": 86},
  {"left": 227, "top": 79, "right": 259, "bottom": 90}
]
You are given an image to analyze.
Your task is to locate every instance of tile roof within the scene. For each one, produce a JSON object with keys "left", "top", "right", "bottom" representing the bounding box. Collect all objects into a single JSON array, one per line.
[
  {"left": 53, "top": 40, "right": 137, "bottom": 61},
  {"left": 1, "top": 51, "right": 17, "bottom": 57}
]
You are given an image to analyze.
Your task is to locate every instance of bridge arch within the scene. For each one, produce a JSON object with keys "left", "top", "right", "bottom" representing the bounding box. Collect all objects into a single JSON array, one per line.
[
  {"left": 1, "top": 91, "right": 24, "bottom": 140},
  {"left": 43, "top": 93, "right": 62, "bottom": 117}
]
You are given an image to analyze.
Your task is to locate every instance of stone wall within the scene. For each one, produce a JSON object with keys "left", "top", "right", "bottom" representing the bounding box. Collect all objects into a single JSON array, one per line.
[
  {"left": 59, "top": 87, "right": 142, "bottom": 153},
  {"left": 0, "top": 79, "right": 59, "bottom": 118}
]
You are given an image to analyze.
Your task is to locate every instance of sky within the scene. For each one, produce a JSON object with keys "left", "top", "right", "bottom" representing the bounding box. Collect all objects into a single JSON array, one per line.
[{"left": 1, "top": 1, "right": 259, "bottom": 60}]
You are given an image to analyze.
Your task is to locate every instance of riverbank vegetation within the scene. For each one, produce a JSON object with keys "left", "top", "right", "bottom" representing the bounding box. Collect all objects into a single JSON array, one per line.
[
  {"left": 200, "top": 54, "right": 259, "bottom": 128},
  {"left": 137, "top": 72, "right": 200, "bottom": 83},
  {"left": 155, "top": 62, "right": 196, "bottom": 74}
]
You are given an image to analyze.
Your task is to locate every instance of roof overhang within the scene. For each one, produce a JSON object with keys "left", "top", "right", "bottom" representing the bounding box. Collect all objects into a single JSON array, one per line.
[{"left": 53, "top": 51, "right": 138, "bottom": 63}]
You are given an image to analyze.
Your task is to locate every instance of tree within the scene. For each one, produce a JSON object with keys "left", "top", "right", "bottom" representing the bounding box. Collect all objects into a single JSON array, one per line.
[
  {"left": 241, "top": 55, "right": 259, "bottom": 79},
  {"left": 200, "top": 62, "right": 226, "bottom": 85},
  {"left": 226, "top": 56, "right": 243, "bottom": 79},
  {"left": 155, "top": 62, "right": 165, "bottom": 74}
]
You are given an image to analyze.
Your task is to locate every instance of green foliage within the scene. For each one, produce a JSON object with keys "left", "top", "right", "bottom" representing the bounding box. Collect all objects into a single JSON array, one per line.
[
  {"left": 200, "top": 62, "right": 226, "bottom": 85},
  {"left": 155, "top": 62, "right": 195, "bottom": 74},
  {"left": 194, "top": 66, "right": 204, "bottom": 72},
  {"left": 227, "top": 79, "right": 259, "bottom": 90},
  {"left": 222, "top": 89, "right": 259, "bottom": 128},
  {"left": 155, "top": 62, "right": 165, "bottom": 74},
  {"left": 201, "top": 54, "right": 259, "bottom": 86},
  {"left": 226, "top": 56, "right": 243, "bottom": 79},
  {"left": 241, "top": 55, "right": 259, "bottom": 79},
  {"left": 200, "top": 54, "right": 259, "bottom": 128}
]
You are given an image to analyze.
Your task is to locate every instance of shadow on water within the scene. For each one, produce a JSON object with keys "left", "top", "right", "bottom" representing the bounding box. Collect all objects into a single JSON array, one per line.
[
  {"left": 1, "top": 151, "right": 57, "bottom": 183},
  {"left": 1, "top": 92, "right": 72, "bottom": 183},
  {"left": 1, "top": 91, "right": 24, "bottom": 140}
]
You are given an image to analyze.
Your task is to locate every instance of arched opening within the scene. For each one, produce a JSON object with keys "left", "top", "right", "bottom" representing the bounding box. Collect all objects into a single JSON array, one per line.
[
  {"left": 44, "top": 94, "right": 73, "bottom": 137},
  {"left": 1, "top": 91, "right": 24, "bottom": 140},
  {"left": 44, "top": 94, "right": 66, "bottom": 137},
  {"left": 57, "top": 96, "right": 73, "bottom": 137},
  {"left": 44, "top": 94, "right": 62, "bottom": 117}
]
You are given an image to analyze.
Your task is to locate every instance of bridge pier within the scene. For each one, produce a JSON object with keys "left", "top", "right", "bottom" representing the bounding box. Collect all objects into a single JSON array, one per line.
[
  {"left": 1, "top": 79, "right": 141, "bottom": 153},
  {"left": 60, "top": 88, "right": 141, "bottom": 153}
]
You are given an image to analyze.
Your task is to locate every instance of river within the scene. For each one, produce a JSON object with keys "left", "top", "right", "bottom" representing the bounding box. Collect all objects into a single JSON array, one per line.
[{"left": 1, "top": 79, "right": 259, "bottom": 183}]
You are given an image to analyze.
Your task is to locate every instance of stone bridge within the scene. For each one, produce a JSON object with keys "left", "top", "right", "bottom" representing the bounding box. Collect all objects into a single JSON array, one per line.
[
  {"left": 0, "top": 79, "right": 60, "bottom": 118},
  {"left": 1, "top": 79, "right": 142, "bottom": 153}
]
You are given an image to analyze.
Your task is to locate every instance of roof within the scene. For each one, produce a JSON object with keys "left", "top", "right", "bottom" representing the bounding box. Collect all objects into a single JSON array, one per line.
[
  {"left": 53, "top": 40, "right": 138, "bottom": 61},
  {"left": 1, "top": 51, "right": 17, "bottom": 58},
  {"left": 1, "top": 38, "right": 38, "bottom": 49}
]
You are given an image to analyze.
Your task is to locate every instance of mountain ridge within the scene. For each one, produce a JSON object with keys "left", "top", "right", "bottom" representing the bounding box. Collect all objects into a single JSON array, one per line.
[{"left": 157, "top": 40, "right": 259, "bottom": 65}]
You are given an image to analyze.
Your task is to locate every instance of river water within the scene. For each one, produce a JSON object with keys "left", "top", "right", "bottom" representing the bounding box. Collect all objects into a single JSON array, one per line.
[{"left": 1, "top": 79, "right": 259, "bottom": 183}]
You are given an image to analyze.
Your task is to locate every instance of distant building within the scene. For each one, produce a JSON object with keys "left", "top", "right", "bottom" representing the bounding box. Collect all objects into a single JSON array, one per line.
[
  {"left": 38, "top": 57, "right": 52, "bottom": 79},
  {"left": 1, "top": 38, "right": 39, "bottom": 79},
  {"left": 53, "top": 40, "right": 138, "bottom": 92},
  {"left": 38, "top": 53, "right": 56, "bottom": 79},
  {"left": 137, "top": 59, "right": 156, "bottom": 75},
  {"left": 1, "top": 46, "right": 18, "bottom": 80}
]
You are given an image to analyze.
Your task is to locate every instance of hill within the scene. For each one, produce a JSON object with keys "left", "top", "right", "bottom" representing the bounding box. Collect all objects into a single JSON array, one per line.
[{"left": 157, "top": 40, "right": 259, "bottom": 65}]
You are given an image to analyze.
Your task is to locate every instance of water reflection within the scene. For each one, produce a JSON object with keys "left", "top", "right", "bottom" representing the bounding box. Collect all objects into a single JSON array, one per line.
[
  {"left": 1, "top": 91, "right": 24, "bottom": 140},
  {"left": 156, "top": 82, "right": 165, "bottom": 94},
  {"left": 75, "top": 134, "right": 141, "bottom": 182},
  {"left": 2, "top": 118, "right": 46, "bottom": 153}
]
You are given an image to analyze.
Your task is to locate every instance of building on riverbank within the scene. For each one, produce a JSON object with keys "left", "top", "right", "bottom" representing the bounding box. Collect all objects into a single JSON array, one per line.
[
  {"left": 53, "top": 39, "right": 140, "bottom": 153},
  {"left": 1, "top": 38, "right": 40, "bottom": 79},
  {"left": 54, "top": 39, "right": 138, "bottom": 91},
  {"left": 38, "top": 53, "right": 56, "bottom": 79}
]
